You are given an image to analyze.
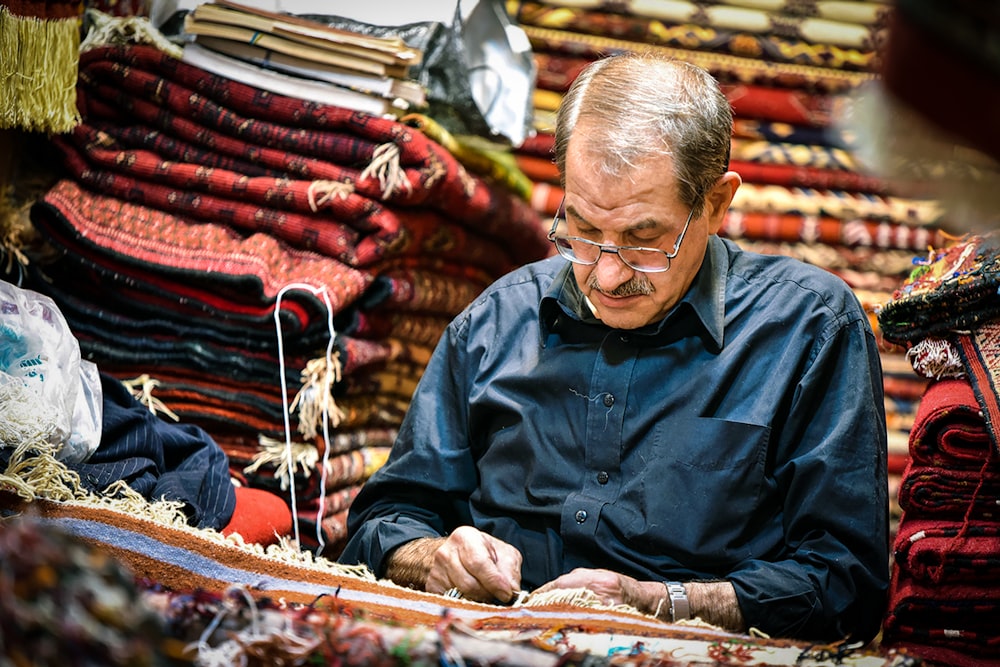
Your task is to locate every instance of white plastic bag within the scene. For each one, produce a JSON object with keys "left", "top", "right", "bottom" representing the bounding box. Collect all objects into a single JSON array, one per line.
[{"left": 0, "top": 281, "right": 102, "bottom": 464}]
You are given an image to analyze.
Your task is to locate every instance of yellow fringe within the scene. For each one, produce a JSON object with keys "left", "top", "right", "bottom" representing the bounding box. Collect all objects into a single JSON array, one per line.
[
  {"left": 402, "top": 113, "right": 534, "bottom": 201},
  {"left": 0, "top": 6, "right": 81, "bottom": 134}
]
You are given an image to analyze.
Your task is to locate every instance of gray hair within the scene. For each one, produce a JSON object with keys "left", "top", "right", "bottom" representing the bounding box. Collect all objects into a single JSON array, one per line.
[{"left": 553, "top": 52, "right": 733, "bottom": 217}]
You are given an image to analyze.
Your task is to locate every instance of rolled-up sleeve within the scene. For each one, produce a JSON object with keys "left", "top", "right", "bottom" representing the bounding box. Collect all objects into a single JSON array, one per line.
[{"left": 340, "top": 314, "right": 476, "bottom": 576}]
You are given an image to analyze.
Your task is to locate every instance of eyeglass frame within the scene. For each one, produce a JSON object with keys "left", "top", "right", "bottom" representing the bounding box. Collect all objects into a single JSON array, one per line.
[{"left": 546, "top": 198, "right": 696, "bottom": 273}]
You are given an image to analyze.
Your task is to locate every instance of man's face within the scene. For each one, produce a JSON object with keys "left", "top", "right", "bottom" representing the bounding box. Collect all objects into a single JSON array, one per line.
[{"left": 561, "top": 138, "right": 711, "bottom": 330}]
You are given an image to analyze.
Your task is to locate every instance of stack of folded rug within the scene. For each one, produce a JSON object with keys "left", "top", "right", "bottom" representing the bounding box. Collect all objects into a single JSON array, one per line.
[
  {"left": 879, "top": 234, "right": 1000, "bottom": 666},
  {"left": 25, "top": 42, "right": 550, "bottom": 556}
]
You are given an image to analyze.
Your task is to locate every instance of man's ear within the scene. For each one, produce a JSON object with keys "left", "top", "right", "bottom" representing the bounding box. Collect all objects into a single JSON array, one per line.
[{"left": 703, "top": 171, "right": 742, "bottom": 234}]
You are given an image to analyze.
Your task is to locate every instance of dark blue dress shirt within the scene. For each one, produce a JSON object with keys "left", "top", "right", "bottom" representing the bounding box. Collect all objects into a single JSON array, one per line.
[{"left": 341, "top": 235, "right": 889, "bottom": 642}]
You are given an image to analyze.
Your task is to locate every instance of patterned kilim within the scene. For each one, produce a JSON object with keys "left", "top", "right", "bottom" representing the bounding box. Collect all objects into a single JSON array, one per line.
[
  {"left": 878, "top": 235, "right": 1000, "bottom": 346},
  {"left": 732, "top": 118, "right": 857, "bottom": 150},
  {"left": 730, "top": 160, "right": 891, "bottom": 194},
  {"left": 878, "top": 235, "right": 1000, "bottom": 452},
  {"left": 730, "top": 138, "right": 859, "bottom": 171},
  {"left": 886, "top": 567, "right": 1000, "bottom": 667},
  {"left": 898, "top": 464, "right": 1000, "bottom": 521},
  {"left": 729, "top": 184, "right": 944, "bottom": 227},
  {"left": 904, "top": 379, "right": 993, "bottom": 468},
  {"left": 721, "top": 83, "right": 846, "bottom": 128},
  {"left": 3, "top": 494, "right": 921, "bottom": 667},
  {"left": 522, "top": 26, "right": 874, "bottom": 94},
  {"left": 720, "top": 211, "right": 946, "bottom": 252},
  {"left": 894, "top": 518, "right": 1000, "bottom": 584},
  {"left": 518, "top": 0, "right": 884, "bottom": 49}
]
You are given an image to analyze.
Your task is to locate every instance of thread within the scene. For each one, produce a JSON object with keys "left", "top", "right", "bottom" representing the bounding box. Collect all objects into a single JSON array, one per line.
[{"left": 274, "top": 283, "right": 337, "bottom": 552}]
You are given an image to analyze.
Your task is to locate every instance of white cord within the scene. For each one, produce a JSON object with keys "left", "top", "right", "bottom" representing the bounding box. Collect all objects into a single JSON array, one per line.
[{"left": 274, "top": 283, "right": 337, "bottom": 552}]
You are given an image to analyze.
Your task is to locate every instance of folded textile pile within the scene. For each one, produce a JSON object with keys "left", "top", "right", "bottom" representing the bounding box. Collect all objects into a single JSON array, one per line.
[
  {"left": 881, "top": 379, "right": 1000, "bottom": 667},
  {"left": 879, "top": 234, "right": 1000, "bottom": 666},
  {"left": 506, "top": 0, "right": 942, "bottom": 542},
  {"left": 25, "top": 42, "right": 549, "bottom": 556}
]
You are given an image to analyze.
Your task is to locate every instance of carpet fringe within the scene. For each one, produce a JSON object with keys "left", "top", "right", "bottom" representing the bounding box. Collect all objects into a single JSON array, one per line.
[
  {"left": 121, "top": 373, "right": 180, "bottom": 421},
  {"left": 292, "top": 354, "right": 345, "bottom": 440},
  {"left": 0, "top": 420, "right": 376, "bottom": 580},
  {"left": 80, "top": 8, "right": 182, "bottom": 58}
]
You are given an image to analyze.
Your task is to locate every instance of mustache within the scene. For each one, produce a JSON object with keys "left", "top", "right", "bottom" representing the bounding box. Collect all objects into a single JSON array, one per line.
[{"left": 586, "top": 274, "right": 654, "bottom": 297}]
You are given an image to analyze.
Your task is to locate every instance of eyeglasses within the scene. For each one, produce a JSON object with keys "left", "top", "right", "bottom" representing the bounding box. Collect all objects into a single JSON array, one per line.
[{"left": 547, "top": 199, "right": 695, "bottom": 273}]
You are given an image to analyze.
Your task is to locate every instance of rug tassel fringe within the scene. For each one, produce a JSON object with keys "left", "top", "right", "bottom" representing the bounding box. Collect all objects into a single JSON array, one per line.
[
  {"left": 245, "top": 435, "right": 319, "bottom": 486},
  {"left": 79, "top": 8, "right": 183, "bottom": 58},
  {"left": 360, "top": 142, "right": 412, "bottom": 199},
  {"left": 306, "top": 179, "right": 354, "bottom": 212},
  {"left": 0, "top": 421, "right": 378, "bottom": 579},
  {"left": 291, "top": 355, "right": 344, "bottom": 440},
  {"left": 121, "top": 373, "right": 180, "bottom": 421}
]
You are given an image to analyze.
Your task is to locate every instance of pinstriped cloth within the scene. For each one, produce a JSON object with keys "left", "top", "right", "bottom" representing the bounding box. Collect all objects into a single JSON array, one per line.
[{"left": 0, "top": 371, "right": 236, "bottom": 530}]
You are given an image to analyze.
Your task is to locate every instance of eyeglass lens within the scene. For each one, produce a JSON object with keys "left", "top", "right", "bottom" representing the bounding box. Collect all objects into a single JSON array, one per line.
[{"left": 553, "top": 236, "right": 670, "bottom": 271}]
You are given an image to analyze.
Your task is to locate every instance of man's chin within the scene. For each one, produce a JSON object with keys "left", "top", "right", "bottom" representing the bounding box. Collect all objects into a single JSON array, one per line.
[
  {"left": 589, "top": 294, "right": 660, "bottom": 329},
  {"left": 593, "top": 309, "right": 656, "bottom": 331}
]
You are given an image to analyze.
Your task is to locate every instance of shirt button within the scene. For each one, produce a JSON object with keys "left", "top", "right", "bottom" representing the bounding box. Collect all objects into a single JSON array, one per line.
[
  {"left": 619, "top": 334, "right": 630, "bottom": 344},
  {"left": 574, "top": 509, "right": 588, "bottom": 523},
  {"left": 603, "top": 394, "right": 615, "bottom": 407},
  {"left": 597, "top": 471, "right": 609, "bottom": 484}
]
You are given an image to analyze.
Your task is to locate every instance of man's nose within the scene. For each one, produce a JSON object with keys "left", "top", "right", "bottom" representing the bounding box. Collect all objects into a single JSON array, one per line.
[{"left": 592, "top": 247, "right": 634, "bottom": 287}]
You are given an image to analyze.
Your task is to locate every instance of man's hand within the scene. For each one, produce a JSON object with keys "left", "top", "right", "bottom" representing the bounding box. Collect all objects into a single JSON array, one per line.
[
  {"left": 534, "top": 568, "right": 746, "bottom": 633},
  {"left": 534, "top": 568, "right": 656, "bottom": 612},
  {"left": 386, "top": 526, "right": 523, "bottom": 603}
]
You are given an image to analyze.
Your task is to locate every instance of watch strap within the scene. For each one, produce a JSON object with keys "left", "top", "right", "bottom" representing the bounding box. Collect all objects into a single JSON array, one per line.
[{"left": 664, "top": 581, "right": 690, "bottom": 622}]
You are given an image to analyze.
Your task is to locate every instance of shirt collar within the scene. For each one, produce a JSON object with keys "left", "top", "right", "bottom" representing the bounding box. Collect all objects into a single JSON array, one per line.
[{"left": 540, "top": 235, "right": 729, "bottom": 350}]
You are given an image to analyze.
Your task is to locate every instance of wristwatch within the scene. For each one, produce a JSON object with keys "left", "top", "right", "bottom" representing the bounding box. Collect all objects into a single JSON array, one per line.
[{"left": 664, "top": 581, "right": 690, "bottom": 622}]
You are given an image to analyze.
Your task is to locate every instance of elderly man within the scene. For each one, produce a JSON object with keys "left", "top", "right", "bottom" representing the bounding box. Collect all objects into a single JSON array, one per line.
[{"left": 341, "top": 51, "right": 889, "bottom": 643}]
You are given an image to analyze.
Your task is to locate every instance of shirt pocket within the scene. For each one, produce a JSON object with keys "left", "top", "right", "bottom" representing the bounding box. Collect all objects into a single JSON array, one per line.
[{"left": 622, "top": 417, "right": 771, "bottom": 568}]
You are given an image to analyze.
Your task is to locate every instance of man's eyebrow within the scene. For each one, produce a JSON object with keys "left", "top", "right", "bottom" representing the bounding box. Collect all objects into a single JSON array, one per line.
[{"left": 565, "top": 204, "right": 663, "bottom": 231}]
